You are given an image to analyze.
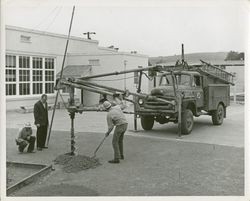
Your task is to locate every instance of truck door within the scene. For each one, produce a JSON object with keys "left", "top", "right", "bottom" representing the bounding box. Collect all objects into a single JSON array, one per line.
[{"left": 193, "top": 75, "right": 204, "bottom": 108}]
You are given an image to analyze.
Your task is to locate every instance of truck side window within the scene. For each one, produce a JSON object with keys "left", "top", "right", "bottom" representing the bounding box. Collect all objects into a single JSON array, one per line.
[{"left": 194, "top": 76, "right": 201, "bottom": 87}]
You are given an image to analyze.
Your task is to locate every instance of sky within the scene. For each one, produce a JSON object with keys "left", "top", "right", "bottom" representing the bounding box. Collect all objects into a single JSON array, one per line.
[{"left": 4, "top": 0, "right": 250, "bottom": 57}]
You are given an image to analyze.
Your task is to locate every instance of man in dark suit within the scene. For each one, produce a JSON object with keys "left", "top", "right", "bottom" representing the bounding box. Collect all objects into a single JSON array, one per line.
[{"left": 34, "top": 94, "right": 49, "bottom": 151}]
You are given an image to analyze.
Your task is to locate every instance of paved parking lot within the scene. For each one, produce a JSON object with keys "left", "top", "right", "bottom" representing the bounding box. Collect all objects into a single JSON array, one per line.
[{"left": 5, "top": 103, "right": 245, "bottom": 196}]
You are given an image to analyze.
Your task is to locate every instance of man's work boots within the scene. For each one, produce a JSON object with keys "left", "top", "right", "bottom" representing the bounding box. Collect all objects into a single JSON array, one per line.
[
  {"left": 120, "top": 155, "right": 124, "bottom": 160},
  {"left": 108, "top": 159, "right": 120, "bottom": 164}
]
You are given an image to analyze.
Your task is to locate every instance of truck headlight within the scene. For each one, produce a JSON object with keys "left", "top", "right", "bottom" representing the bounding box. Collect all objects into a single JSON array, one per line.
[{"left": 138, "top": 98, "right": 144, "bottom": 105}]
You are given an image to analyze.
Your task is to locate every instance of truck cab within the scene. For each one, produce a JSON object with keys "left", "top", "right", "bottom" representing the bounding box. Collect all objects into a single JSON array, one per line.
[{"left": 157, "top": 71, "right": 204, "bottom": 108}]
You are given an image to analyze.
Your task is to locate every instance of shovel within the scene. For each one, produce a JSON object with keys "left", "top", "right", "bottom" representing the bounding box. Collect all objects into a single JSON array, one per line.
[{"left": 91, "top": 135, "right": 107, "bottom": 158}]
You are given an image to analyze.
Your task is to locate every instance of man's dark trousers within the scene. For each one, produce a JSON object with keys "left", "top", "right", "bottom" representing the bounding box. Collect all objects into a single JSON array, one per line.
[
  {"left": 112, "top": 123, "right": 128, "bottom": 159},
  {"left": 18, "top": 136, "right": 36, "bottom": 152},
  {"left": 36, "top": 125, "right": 48, "bottom": 148}
]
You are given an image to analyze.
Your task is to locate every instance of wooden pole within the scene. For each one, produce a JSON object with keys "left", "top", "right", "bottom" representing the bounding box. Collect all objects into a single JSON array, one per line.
[{"left": 46, "top": 6, "right": 75, "bottom": 146}]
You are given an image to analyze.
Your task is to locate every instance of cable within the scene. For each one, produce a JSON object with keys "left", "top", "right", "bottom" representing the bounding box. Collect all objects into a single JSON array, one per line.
[
  {"left": 31, "top": 6, "right": 64, "bottom": 40},
  {"left": 31, "top": 6, "right": 60, "bottom": 31},
  {"left": 43, "top": 6, "right": 63, "bottom": 32}
]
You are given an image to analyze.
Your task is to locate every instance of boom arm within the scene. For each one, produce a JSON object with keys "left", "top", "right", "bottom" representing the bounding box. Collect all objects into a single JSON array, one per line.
[{"left": 59, "top": 78, "right": 176, "bottom": 105}]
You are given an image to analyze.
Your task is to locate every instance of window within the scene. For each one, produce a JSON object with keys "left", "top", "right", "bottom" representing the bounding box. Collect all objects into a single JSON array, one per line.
[
  {"left": 160, "top": 74, "right": 174, "bottom": 86},
  {"left": 176, "top": 74, "right": 190, "bottom": 86},
  {"left": 19, "top": 83, "right": 30, "bottom": 95},
  {"left": 19, "top": 55, "right": 30, "bottom": 94},
  {"left": 5, "top": 55, "right": 16, "bottom": 95},
  {"left": 33, "top": 57, "right": 42, "bottom": 69},
  {"left": 33, "top": 70, "right": 43, "bottom": 81},
  {"left": 45, "top": 83, "right": 54, "bottom": 94},
  {"left": 45, "top": 58, "right": 55, "bottom": 94},
  {"left": 160, "top": 74, "right": 191, "bottom": 86},
  {"left": 193, "top": 76, "right": 201, "bottom": 87},
  {"left": 45, "top": 58, "right": 54, "bottom": 69},
  {"left": 32, "top": 57, "right": 43, "bottom": 94},
  {"left": 6, "top": 84, "right": 16, "bottom": 96},
  {"left": 19, "top": 56, "right": 30, "bottom": 68},
  {"left": 6, "top": 69, "right": 16, "bottom": 82},
  {"left": 45, "top": 71, "right": 54, "bottom": 81},
  {"left": 6, "top": 55, "right": 16, "bottom": 68},
  {"left": 88, "top": 59, "right": 100, "bottom": 66},
  {"left": 19, "top": 70, "right": 30, "bottom": 81},
  {"left": 5, "top": 55, "right": 56, "bottom": 96},
  {"left": 33, "top": 83, "right": 43, "bottom": 94}
]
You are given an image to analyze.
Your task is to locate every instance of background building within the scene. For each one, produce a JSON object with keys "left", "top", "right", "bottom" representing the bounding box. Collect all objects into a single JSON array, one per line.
[{"left": 5, "top": 25, "right": 149, "bottom": 110}]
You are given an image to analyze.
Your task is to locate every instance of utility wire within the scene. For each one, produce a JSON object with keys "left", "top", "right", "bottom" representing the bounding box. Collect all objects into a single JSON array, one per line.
[
  {"left": 31, "top": 6, "right": 60, "bottom": 31},
  {"left": 43, "top": 6, "right": 63, "bottom": 32}
]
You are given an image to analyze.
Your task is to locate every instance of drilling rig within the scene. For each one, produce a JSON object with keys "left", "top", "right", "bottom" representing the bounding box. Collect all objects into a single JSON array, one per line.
[
  {"left": 49, "top": 43, "right": 241, "bottom": 155},
  {"left": 57, "top": 45, "right": 236, "bottom": 136}
]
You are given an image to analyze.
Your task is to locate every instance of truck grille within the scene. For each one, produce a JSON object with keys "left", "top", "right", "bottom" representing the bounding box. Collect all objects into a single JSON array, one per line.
[{"left": 144, "top": 98, "right": 174, "bottom": 110}]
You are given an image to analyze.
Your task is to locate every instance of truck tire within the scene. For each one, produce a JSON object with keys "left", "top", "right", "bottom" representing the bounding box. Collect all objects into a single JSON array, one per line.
[
  {"left": 212, "top": 104, "right": 224, "bottom": 125},
  {"left": 141, "top": 116, "right": 154, "bottom": 131},
  {"left": 181, "top": 109, "right": 194, "bottom": 135}
]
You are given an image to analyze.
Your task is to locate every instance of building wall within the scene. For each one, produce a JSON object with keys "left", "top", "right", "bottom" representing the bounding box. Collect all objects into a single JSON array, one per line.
[
  {"left": 226, "top": 66, "right": 244, "bottom": 94},
  {"left": 5, "top": 26, "right": 148, "bottom": 110},
  {"left": 66, "top": 52, "right": 148, "bottom": 106}
]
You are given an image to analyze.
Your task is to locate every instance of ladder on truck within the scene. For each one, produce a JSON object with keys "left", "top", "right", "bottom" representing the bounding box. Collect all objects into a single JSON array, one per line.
[
  {"left": 157, "top": 59, "right": 235, "bottom": 85},
  {"left": 198, "top": 60, "right": 235, "bottom": 85}
]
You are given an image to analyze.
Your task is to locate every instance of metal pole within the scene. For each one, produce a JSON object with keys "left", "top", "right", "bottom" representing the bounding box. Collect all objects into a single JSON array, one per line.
[
  {"left": 137, "top": 71, "right": 143, "bottom": 93},
  {"left": 181, "top": 44, "right": 184, "bottom": 63},
  {"left": 177, "top": 94, "right": 182, "bottom": 138},
  {"left": 79, "top": 66, "right": 160, "bottom": 80},
  {"left": 46, "top": 6, "right": 75, "bottom": 146},
  {"left": 68, "top": 86, "right": 76, "bottom": 155},
  {"left": 124, "top": 60, "right": 127, "bottom": 90},
  {"left": 153, "top": 77, "right": 156, "bottom": 87},
  {"left": 70, "top": 112, "right": 76, "bottom": 155},
  {"left": 134, "top": 96, "right": 137, "bottom": 131}
]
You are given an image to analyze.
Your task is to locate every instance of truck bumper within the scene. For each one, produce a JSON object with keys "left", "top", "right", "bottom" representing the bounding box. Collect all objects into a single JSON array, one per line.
[{"left": 136, "top": 108, "right": 176, "bottom": 116}]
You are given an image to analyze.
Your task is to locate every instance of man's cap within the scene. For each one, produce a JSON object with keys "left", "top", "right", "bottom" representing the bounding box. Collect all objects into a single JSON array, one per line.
[
  {"left": 24, "top": 122, "right": 32, "bottom": 128},
  {"left": 103, "top": 101, "right": 112, "bottom": 110}
]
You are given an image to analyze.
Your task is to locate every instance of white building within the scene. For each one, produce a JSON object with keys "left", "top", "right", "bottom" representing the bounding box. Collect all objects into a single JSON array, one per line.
[{"left": 5, "top": 25, "right": 148, "bottom": 110}]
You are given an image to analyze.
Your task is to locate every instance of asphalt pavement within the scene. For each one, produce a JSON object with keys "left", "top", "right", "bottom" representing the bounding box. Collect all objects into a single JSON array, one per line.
[{"left": 5, "top": 102, "right": 245, "bottom": 196}]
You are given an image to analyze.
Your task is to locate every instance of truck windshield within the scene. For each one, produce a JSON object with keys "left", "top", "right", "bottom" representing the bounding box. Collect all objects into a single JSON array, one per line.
[{"left": 160, "top": 74, "right": 191, "bottom": 86}]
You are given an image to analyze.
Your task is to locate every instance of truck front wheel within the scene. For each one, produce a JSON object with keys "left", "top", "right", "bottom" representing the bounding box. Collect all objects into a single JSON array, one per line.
[
  {"left": 181, "top": 109, "right": 194, "bottom": 134},
  {"left": 212, "top": 104, "right": 224, "bottom": 125},
  {"left": 141, "top": 116, "right": 154, "bottom": 131}
]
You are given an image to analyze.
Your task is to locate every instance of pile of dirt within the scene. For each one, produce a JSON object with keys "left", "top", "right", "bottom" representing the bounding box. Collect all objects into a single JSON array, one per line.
[{"left": 53, "top": 153, "right": 101, "bottom": 173}]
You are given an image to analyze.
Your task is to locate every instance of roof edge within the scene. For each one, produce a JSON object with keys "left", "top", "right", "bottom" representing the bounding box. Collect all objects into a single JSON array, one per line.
[{"left": 6, "top": 25, "right": 99, "bottom": 44}]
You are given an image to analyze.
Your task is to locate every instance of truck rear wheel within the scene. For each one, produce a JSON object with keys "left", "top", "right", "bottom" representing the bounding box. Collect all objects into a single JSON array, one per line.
[
  {"left": 181, "top": 109, "right": 194, "bottom": 135},
  {"left": 212, "top": 104, "right": 224, "bottom": 125},
  {"left": 141, "top": 116, "right": 154, "bottom": 131}
]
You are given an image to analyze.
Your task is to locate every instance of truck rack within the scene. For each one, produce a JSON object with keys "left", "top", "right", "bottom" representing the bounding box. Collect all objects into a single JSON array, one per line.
[{"left": 157, "top": 59, "right": 235, "bottom": 85}]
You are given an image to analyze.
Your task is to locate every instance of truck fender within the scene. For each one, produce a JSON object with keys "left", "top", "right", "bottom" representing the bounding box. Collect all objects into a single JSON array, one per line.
[{"left": 182, "top": 101, "right": 197, "bottom": 116}]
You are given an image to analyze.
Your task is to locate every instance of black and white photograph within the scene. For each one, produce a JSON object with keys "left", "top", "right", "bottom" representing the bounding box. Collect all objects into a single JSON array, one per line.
[{"left": 0, "top": 0, "right": 249, "bottom": 200}]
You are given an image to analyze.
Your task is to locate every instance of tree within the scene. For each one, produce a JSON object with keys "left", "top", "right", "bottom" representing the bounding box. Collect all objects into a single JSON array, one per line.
[{"left": 225, "top": 51, "right": 244, "bottom": 61}]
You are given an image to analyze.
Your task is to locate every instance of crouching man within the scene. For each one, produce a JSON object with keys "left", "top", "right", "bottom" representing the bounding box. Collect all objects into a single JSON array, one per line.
[{"left": 15, "top": 123, "right": 36, "bottom": 153}]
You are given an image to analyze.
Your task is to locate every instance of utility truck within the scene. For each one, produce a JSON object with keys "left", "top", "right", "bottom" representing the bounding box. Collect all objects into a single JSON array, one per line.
[{"left": 136, "top": 59, "right": 233, "bottom": 134}]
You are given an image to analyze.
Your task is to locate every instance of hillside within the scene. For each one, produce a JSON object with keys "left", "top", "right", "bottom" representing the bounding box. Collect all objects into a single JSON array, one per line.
[{"left": 149, "top": 52, "right": 228, "bottom": 66}]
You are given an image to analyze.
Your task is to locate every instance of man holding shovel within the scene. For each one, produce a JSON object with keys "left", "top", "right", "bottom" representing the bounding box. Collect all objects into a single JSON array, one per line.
[{"left": 103, "top": 101, "right": 128, "bottom": 164}]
